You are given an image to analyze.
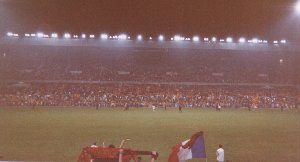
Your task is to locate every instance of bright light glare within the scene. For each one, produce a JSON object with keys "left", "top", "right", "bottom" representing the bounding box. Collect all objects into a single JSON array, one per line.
[
  {"left": 100, "top": 34, "right": 108, "bottom": 40},
  {"left": 280, "top": 40, "right": 287, "bottom": 44},
  {"left": 226, "top": 37, "right": 233, "bottom": 43},
  {"left": 81, "top": 34, "right": 86, "bottom": 38},
  {"left": 64, "top": 33, "right": 71, "bottom": 38},
  {"left": 158, "top": 35, "right": 164, "bottom": 41},
  {"left": 212, "top": 37, "right": 217, "bottom": 42},
  {"left": 279, "top": 59, "right": 283, "bottom": 63},
  {"left": 89, "top": 34, "right": 95, "bottom": 38},
  {"left": 296, "top": 1, "right": 300, "bottom": 13},
  {"left": 7, "top": 32, "right": 13, "bottom": 36},
  {"left": 137, "top": 35, "right": 142, "bottom": 40},
  {"left": 118, "top": 34, "right": 127, "bottom": 40},
  {"left": 252, "top": 38, "right": 258, "bottom": 43},
  {"left": 239, "top": 37, "right": 246, "bottom": 43},
  {"left": 204, "top": 38, "right": 209, "bottom": 41},
  {"left": 174, "top": 35, "right": 184, "bottom": 41},
  {"left": 51, "top": 33, "right": 58, "bottom": 38},
  {"left": 25, "top": 33, "right": 30, "bottom": 37},
  {"left": 37, "top": 32, "right": 44, "bottom": 38},
  {"left": 192, "top": 36, "right": 199, "bottom": 42}
]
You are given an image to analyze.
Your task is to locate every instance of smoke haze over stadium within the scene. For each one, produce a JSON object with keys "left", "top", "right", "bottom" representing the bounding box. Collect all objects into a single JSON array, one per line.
[{"left": 1, "top": 0, "right": 300, "bottom": 41}]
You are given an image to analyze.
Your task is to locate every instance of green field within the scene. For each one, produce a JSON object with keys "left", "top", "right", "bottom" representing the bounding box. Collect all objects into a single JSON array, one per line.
[{"left": 0, "top": 107, "right": 299, "bottom": 162}]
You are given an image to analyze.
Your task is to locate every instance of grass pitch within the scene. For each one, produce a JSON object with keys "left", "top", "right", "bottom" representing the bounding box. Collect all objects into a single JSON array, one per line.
[{"left": 0, "top": 107, "right": 299, "bottom": 162}]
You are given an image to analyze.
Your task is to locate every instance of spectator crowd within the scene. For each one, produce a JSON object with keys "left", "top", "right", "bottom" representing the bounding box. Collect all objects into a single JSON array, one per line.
[
  {"left": 0, "top": 45, "right": 298, "bottom": 109},
  {"left": 0, "top": 83, "right": 297, "bottom": 109}
]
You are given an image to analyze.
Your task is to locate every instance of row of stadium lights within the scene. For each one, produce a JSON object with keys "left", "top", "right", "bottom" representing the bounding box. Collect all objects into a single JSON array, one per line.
[{"left": 6, "top": 32, "right": 287, "bottom": 44}]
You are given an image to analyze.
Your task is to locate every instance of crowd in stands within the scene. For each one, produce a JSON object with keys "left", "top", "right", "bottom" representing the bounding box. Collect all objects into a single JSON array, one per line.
[
  {"left": 0, "top": 46, "right": 298, "bottom": 84},
  {"left": 0, "top": 83, "right": 297, "bottom": 109},
  {"left": 0, "top": 45, "right": 298, "bottom": 109}
]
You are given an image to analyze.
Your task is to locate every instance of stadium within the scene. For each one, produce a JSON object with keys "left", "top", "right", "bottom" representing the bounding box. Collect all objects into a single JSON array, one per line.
[{"left": 0, "top": 1, "right": 300, "bottom": 162}]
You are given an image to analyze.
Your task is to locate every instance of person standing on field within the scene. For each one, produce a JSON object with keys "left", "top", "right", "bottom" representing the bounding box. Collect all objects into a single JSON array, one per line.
[
  {"left": 178, "top": 103, "right": 182, "bottom": 112},
  {"left": 216, "top": 144, "right": 224, "bottom": 162}
]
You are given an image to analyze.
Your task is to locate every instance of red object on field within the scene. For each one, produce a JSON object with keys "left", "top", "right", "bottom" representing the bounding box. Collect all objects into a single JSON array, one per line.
[{"left": 78, "top": 146, "right": 158, "bottom": 162}]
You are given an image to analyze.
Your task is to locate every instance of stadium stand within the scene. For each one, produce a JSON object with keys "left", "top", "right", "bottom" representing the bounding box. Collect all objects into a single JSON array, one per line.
[
  {"left": 0, "top": 83, "right": 297, "bottom": 109},
  {"left": 0, "top": 38, "right": 299, "bottom": 108}
]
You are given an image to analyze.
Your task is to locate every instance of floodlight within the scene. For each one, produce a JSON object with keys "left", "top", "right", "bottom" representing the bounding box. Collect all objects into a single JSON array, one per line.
[
  {"left": 212, "top": 37, "right": 217, "bottom": 42},
  {"left": 273, "top": 40, "right": 279, "bottom": 44},
  {"left": 118, "top": 34, "right": 127, "bottom": 40},
  {"left": 13, "top": 34, "right": 19, "bottom": 37},
  {"left": 174, "top": 35, "right": 180, "bottom": 41},
  {"left": 220, "top": 39, "right": 225, "bottom": 42},
  {"left": 127, "top": 36, "right": 130, "bottom": 39},
  {"left": 51, "top": 33, "right": 58, "bottom": 38},
  {"left": 171, "top": 37, "right": 174, "bottom": 40},
  {"left": 101, "top": 34, "right": 108, "bottom": 40},
  {"left": 226, "top": 37, "right": 233, "bottom": 43},
  {"left": 204, "top": 37, "right": 209, "bottom": 41},
  {"left": 280, "top": 40, "right": 286, "bottom": 44},
  {"left": 252, "top": 38, "right": 258, "bottom": 43},
  {"left": 7, "top": 32, "right": 13, "bottom": 36},
  {"left": 25, "top": 33, "right": 30, "bottom": 37},
  {"left": 279, "top": 59, "right": 283, "bottom": 63},
  {"left": 37, "top": 32, "right": 43, "bottom": 38},
  {"left": 81, "top": 34, "right": 86, "bottom": 38},
  {"left": 64, "top": 33, "right": 71, "bottom": 38},
  {"left": 43, "top": 34, "right": 49, "bottom": 38},
  {"left": 73, "top": 35, "right": 78, "bottom": 38},
  {"left": 158, "top": 35, "right": 164, "bottom": 41},
  {"left": 31, "top": 33, "right": 36, "bottom": 37},
  {"left": 174, "top": 35, "right": 185, "bottom": 41},
  {"left": 89, "top": 34, "right": 95, "bottom": 38},
  {"left": 192, "top": 36, "right": 199, "bottom": 42},
  {"left": 296, "top": 1, "right": 300, "bottom": 13},
  {"left": 239, "top": 37, "right": 246, "bottom": 43},
  {"left": 185, "top": 38, "right": 191, "bottom": 41},
  {"left": 137, "top": 35, "right": 142, "bottom": 40},
  {"left": 263, "top": 40, "right": 268, "bottom": 43},
  {"left": 149, "top": 37, "right": 152, "bottom": 40}
]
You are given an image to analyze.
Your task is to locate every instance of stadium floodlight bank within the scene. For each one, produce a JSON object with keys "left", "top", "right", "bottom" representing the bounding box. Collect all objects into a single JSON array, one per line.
[{"left": 4, "top": 31, "right": 289, "bottom": 45}]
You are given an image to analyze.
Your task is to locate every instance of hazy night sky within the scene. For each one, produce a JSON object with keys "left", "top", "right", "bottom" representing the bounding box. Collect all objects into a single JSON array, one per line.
[{"left": 0, "top": 0, "right": 299, "bottom": 40}]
